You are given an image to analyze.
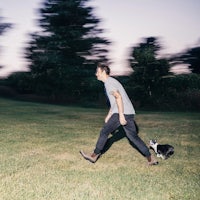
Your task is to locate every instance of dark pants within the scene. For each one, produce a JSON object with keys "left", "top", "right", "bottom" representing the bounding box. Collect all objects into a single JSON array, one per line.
[{"left": 94, "top": 114, "right": 151, "bottom": 157}]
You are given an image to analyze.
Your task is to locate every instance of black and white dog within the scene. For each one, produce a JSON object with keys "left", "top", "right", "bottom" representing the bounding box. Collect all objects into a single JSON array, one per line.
[{"left": 149, "top": 139, "right": 174, "bottom": 160}]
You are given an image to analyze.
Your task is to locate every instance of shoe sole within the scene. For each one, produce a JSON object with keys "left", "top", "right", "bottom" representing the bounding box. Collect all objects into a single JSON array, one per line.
[
  {"left": 79, "top": 150, "right": 95, "bottom": 163},
  {"left": 148, "top": 161, "right": 159, "bottom": 166}
]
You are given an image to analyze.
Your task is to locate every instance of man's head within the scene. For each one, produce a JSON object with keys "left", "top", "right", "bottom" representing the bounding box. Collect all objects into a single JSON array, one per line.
[{"left": 96, "top": 63, "right": 110, "bottom": 82}]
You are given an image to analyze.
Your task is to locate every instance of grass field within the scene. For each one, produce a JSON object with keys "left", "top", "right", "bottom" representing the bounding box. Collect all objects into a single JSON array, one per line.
[{"left": 0, "top": 98, "right": 199, "bottom": 200}]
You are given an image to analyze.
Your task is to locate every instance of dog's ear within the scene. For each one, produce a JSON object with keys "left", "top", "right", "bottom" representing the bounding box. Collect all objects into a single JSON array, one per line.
[{"left": 149, "top": 140, "right": 154, "bottom": 145}]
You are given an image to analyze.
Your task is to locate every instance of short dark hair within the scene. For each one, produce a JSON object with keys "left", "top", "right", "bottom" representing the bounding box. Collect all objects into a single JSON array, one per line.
[{"left": 97, "top": 63, "right": 110, "bottom": 75}]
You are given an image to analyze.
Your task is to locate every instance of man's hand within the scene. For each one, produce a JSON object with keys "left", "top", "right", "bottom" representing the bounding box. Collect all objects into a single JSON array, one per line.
[{"left": 119, "top": 114, "right": 127, "bottom": 125}]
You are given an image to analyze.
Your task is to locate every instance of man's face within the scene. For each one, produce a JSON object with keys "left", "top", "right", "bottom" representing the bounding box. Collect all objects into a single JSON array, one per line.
[{"left": 95, "top": 67, "right": 104, "bottom": 81}]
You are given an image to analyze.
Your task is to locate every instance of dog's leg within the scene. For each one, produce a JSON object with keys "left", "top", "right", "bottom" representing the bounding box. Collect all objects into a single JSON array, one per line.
[
  {"left": 160, "top": 154, "right": 166, "bottom": 160},
  {"left": 156, "top": 153, "right": 161, "bottom": 158}
]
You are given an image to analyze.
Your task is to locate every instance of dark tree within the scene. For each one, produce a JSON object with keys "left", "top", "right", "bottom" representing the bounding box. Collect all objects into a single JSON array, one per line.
[
  {"left": 0, "top": 16, "right": 12, "bottom": 71},
  {"left": 128, "top": 37, "right": 171, "bottom": 101},
  {"left": 25, "top": 0, "right": 110, "bottom": 101},
  {"left": 174, "top": 46, "right": 200, "bottom": 74},
  {"left": 0, "top": 16, "right": 12, "bottom": 35}
]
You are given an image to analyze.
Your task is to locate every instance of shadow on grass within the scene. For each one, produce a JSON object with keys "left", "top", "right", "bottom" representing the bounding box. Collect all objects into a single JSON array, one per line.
[{"left": 101, "top": 122, "right": 146, "bottom": 157}]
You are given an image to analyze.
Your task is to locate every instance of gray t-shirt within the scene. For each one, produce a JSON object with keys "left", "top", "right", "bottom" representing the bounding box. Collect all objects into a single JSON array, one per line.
[{"left": 104, "top": 77, "right": 135, "bottom": 115}]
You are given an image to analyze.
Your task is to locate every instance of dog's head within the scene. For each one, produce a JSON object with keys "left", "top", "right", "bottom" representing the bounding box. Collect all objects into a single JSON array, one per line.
[
  {"left": 150, "top": 139, "right": 158, "bottom": 146},
  {"left": 149, "top": 139, "right": 158, "bottom": 152}
]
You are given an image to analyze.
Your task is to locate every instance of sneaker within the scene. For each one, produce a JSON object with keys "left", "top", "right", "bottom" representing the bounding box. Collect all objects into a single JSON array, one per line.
[{"left": 80, "top": 150, "right": 100, "bottom": 163}]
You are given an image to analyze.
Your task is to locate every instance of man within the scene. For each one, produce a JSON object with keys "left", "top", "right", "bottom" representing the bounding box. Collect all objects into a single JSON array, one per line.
[{"left": 80, "top": 63, "right": 158, "bottom": 166}]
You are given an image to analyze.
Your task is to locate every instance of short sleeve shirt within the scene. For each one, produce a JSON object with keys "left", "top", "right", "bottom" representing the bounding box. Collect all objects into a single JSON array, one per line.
[{"left": 104, "top": 77, "right": 135, "bottom": 115}]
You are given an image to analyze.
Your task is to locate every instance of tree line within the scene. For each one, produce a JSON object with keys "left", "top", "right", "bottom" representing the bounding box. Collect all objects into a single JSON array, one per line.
[{"left": 0, "top": 0, "right": 200, "bottom": 111}]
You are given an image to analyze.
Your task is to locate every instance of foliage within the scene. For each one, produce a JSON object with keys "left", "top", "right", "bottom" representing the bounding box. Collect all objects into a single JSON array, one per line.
[
  {"left": 125, "top": 37, "right": 200, "bottom": 111},
  {"left": 156, "top": 74, "right": 200, "bottom": 111},
  {"left": 25, "top": 0, "right": 110, "bottom": 100},
  {"left": 0, "top": 16, "right": 12, "bottom": 35},
  {"left": 170, "top": 44, "right": 200, "bottom": 74},
  {"left": 184, "top": 46, "right": 200, "bottom": 74},
  {"left": 6, "top": 72, "right": 33, "bottom": 94},
  {"left": 164, "top": 73, "right": 200, "bottom": 91},
  {"left": 0, "top": 16, "right": 12, "bottom": 70},
  {"left": 127, "top": 37, "right": 171, "bottom": 106}
]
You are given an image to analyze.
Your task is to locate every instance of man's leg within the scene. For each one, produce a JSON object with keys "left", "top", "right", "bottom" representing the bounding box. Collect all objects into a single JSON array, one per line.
[
  {"left": 123, "top": 115, "right": 158, "bottom": 165},
  {"left": 80, "top": 114, "right": 120, "bottom": 163},
  {"left": 94, "top": 113, "right": 121, "bottom": 154}
]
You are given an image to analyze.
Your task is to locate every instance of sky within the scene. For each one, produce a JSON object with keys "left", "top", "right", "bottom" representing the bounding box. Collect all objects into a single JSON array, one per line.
[{"left": 0, "top": 0, "right": 199, "bottom": 77}]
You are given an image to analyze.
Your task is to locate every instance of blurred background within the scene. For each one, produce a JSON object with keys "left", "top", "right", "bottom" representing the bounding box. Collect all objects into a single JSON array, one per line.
[{"left": 0, "top": 0, "right": 199, "bottom": 111}]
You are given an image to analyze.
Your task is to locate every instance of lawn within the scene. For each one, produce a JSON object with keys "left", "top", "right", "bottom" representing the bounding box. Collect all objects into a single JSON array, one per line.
[{"left": 0, "top": 98, "right": 199, "bottom": 200}]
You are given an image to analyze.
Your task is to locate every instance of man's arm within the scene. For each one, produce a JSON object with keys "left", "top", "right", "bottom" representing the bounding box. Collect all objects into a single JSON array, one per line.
[{"left": 112, "top": 90, "right": 127, "bottom": 125}]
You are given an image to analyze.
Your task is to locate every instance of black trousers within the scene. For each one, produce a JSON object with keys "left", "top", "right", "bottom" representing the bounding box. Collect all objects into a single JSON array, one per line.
[{"left": 94, "top": 114, "right": 151, "bottom": 157}]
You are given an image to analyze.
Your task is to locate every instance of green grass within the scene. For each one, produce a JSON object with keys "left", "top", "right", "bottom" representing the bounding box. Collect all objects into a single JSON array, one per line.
[{"left": 0, "top": 98, "right": 199, "bottom": 200}]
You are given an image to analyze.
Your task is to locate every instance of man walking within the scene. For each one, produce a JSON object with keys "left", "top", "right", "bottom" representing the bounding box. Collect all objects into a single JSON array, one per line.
[{"left": 80, "top": 63, "right": 158, "bottom": 166}]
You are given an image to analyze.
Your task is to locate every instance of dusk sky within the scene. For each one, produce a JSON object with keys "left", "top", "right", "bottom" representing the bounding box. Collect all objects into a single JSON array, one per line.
[{"left": 0, "top": 0, "right": 199, "bottom": 77}]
